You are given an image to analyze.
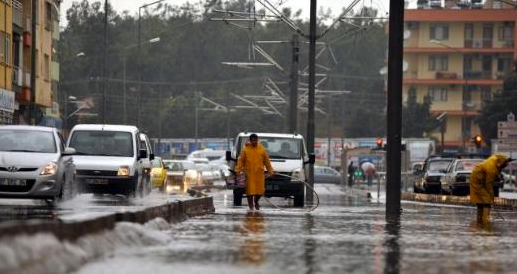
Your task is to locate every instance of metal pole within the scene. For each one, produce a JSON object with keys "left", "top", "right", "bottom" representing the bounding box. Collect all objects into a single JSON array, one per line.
[
  {"left": 137, "top": 7, "right": 142, "bottom": 128},
  {"left": 158, "top": 61, "right": 163, "bottom": 146},
  {"left": 123, "top": 53, "right": 127, "bottom": 124},
  {"left": 289, "top": 33, "right": 299, "bottom": 133},
  {"left": 441, "top": 121, "right": 445, "bottom": 153},
  {"left": 29, "top": 0, "right": 37, "bottom": 125},
  {"left": 306, "top": 0, "right": 317, "bottom": 204},
  {"left": 102, "top": 0, "right": 108, "bottom": 124},
  {"left": 194, "top": 89, "right": 199, "bottom": 150},
  {"left": 226, "top": 88, "right": 231, "bottom": 149},
  {"left": 327, "top": 95, "right": 332, "bottom": 167},
  {"left": 386, "top": 0, "right": 405, "bottom": 217}
]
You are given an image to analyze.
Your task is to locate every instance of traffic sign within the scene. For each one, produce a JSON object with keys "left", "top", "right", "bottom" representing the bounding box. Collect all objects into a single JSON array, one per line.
[
  {"left": 498, "top": 121, "right": 517, "bottom": 129},
  {"left": 498, "top": 129, "right": 517, "bottom": 139},
  {"left": 495, "top": 143, "right": 517, "bottom": 151}
]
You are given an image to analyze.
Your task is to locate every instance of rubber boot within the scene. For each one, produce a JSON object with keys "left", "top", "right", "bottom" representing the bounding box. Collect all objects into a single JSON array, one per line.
[
  {"left": 476, "top": 204, "right": 483, "bottom": 224},
  {"left": 481, "top": 206, "right": 491, "bottom": 224}
]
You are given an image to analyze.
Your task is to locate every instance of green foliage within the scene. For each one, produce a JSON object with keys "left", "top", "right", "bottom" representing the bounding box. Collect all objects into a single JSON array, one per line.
[
  {"left": 402, "top": 86, "right": 436, "bottom": 138},
  {"left": 60, "top": 0, "right": 388, "bottom": 139},
  {"left": 477, "top": 62, "right": 517, "bottom": 145}
]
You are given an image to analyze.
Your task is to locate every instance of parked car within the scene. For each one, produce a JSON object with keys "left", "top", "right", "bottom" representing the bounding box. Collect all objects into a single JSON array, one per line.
[
  {"left": 191, "top": 158, "right": 210, "bottom": 165},
  {"left": 441, "top": 158, "right": 485, "bottom": 196},
  {"left": 151, "top": 157, "right": 167, "bottom": 191},
  {"left": 413, "top": 157, "right": 454, "bottom": 194},
  {"left": 0, "top": 126, "right": 77, "bottom": 202},
  {"left": 314, "top": 166, "right": 342, "bottom": 184},
  {"left": 163, "top": 160, "right": 199, "bottom": 192},
  {"left": 67, "top": 124, "right": 154, "bottom": 197}
]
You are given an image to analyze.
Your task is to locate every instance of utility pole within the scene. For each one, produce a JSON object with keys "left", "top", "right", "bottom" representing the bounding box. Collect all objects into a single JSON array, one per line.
[
  {"left": 306, "top": 0, "right": 317, "bottom": 204},
  {"left": 29, "top": 0, "right": 37, "bottom": 125},
  {"left": 386, "top": 0, "right": 405, "bottom": 218},
  {"left": 102, "top": 0, "right": 108, "bottom": 124},
  {"left": 327, "top": 95, "right": 332, "bottom": 167},
  {"left": 194, "top": 89, "right": 199, "bottom": 150},
  {"left": 122, "top": 54, "right": 127, "bottom": 124},
  {"left": 158, "top": 61, "right": 164, "bottom": 147},
  {"left": 289, "top": 33, "right": 299, "bottom": 133},
  {"left": 226, "top": 88, "right": 231, "bottom": 150}
]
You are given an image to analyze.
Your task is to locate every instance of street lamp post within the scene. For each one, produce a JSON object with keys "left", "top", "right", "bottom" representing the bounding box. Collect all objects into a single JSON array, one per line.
[
  {"left": 122, "top": 37, "right": 160, "bottom": 125},
  {"left": 138, "top": 0, "right": 166, "bottom": 128},
  {"left": 430, "top": 40, "right": 469, "bottom": 152}
]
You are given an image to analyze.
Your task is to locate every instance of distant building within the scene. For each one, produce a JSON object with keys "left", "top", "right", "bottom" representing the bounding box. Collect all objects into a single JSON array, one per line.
[
  {"left": 1, "top": 0, "right": 60, "bottom": 126},
  {"left": 402, "top": 0, "right": 517, "bottom": 153}
]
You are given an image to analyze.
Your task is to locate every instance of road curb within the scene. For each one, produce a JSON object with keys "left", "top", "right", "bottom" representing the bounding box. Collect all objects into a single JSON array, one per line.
[
  {"left": 401, "top": 192, "right": 517, "bottom": 210},
  {"left": 0, "top": 196, "right": 214, "bottom": 241}
]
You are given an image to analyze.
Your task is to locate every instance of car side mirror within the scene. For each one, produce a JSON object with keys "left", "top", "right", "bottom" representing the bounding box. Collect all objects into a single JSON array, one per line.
[
  {"left": 138, "top": 149, "right": 148, "bottom": 160},
  {"left": 149, "top": 153, "right": 155, "bottom": 161},
  {"left": 226, "top": 150, "right": 236, "bottom": 162},
  {"left": 304, "top": 154, "right": 316, "bottom": 165},
  {"left": 62, "top": 147, "right": 76, "bottom": 156}
]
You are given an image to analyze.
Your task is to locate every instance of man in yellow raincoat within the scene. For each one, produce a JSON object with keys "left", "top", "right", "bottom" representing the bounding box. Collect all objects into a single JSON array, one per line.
[
  {"left": 470, "top": 154, "right": 511, "bottom": 224},
  {"left": 236, "top": 134, "right": 274, "bottom": 211}
]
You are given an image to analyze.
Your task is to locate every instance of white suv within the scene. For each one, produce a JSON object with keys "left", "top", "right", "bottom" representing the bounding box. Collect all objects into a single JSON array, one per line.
[{"left": 67, "top": 124, "right": 154, "bottom": 197}]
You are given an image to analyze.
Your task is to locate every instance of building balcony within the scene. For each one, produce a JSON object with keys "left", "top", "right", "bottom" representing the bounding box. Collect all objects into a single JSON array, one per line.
[
  {"left": 12, "top": 0, "right": 23, "bottom": 28},
  {"left": 23, "top": 71, "right": 31, "bottom": 88},
  {"left": 404, "top": 78, "right": 503, "bottom": 85},
  {"left": 464, "top": 39, "right": 493, "bottom": 48},
  {"left": 12, "top": 66, "right": 23, "bottom": 87},
  {"left": 436, "top": 72, "right": 457, "bottom": 79},
  {"left": 404, "top": 46, "right": 514, "bottom": 54},
  {"left": 464, "top": 70, "right": 492, "bottom": 80}
]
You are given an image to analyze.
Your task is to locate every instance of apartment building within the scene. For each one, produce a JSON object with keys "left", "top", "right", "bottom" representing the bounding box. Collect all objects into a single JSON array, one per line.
[
  {"left": 0, "top": 0, "right": 15, "bottom": 124},
  {"left": 2, "top": 0, "right": 60, "bottom": 125},
  {"left": 403, "top": 0, "right": 517, "bottom": 152}
]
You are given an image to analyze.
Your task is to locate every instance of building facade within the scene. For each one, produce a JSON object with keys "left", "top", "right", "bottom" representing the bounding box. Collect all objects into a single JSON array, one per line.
[
  {"left": 403, "top": 0, "right": 517, "bottom": 152},
  {"left": 1, "top": 0, "right": 15, "bottom": 124},
  {"left": 1, "top": 0, "right": 60, "bottom": 126}
]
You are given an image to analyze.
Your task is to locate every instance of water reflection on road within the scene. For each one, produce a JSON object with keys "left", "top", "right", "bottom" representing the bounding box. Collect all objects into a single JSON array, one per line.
[{"left": 76, "top": 184, "right": 517, "bottom": 274}]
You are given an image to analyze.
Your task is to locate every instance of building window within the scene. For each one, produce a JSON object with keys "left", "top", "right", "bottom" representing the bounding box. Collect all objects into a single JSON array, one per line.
[
  {"left": 429, "top": 54, "right": 448, "bottom": 71},
  {"left": 45, "top": 2, "right": 52, "bottom": 30},
  {"left": 44, "top": 54, "right": 50, "bottom": 80},
  {"left": 497, "top": 57, "right": 512, "bottom": 72},
  {"left": 481, "top": 86, "right": 492, "bottom": 102},
  {"left": 0, "top": 32, "right": 10, "bottom": 65},
  {"left": 428, "top": 87, "right": 447, "bottom": 102},
  {"left": 498, "top": 26, "right": 514, "bottom": 41},
  {"left": 430, "top": 23, "right": 449, "bottom": 41}
]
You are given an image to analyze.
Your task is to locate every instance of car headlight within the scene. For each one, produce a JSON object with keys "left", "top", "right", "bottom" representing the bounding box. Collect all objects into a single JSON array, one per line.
[
  {"left": 117, "top": 166, "right": 130, "bottom": 176},
  {"left": 40, "top": 162, "right": 58, "bottom": 175},
  {"left": 292, "top": 168, "right": 305, "bottom": 182}
]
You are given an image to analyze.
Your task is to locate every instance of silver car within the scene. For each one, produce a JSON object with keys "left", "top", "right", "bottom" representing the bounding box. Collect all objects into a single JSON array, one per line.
[{"left": 0, "top": 126, "right": 76, "bottom": 201}]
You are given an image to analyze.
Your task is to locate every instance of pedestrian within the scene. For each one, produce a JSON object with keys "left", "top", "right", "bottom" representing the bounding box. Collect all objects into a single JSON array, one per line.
[
  {"left": 470, "top": 154, "right": 511, "bottom": 225},
  {"left": 236, "top": 134, "right": 274, "bottom": 211},
  {"left": 348, "top": 161, "right": 355, "bottom": 187}
]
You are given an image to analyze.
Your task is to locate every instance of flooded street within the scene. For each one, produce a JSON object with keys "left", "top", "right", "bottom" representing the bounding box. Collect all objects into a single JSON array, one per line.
[{"left": 76, "top": 184, "right": 517, "bottom": 274}]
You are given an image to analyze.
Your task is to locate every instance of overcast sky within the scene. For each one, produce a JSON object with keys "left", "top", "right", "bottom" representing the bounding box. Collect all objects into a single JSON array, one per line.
[{"left": 60, "top": 0, "right": 391, "bottom": 25}]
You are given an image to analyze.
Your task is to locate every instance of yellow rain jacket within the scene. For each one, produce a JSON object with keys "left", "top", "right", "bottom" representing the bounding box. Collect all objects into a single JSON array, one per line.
[
  {"left": 235, "top": 143, "right": 274, "bottom": 196},
  {"left": 470, "top": 154, "right": 509, "bottom": 205}
]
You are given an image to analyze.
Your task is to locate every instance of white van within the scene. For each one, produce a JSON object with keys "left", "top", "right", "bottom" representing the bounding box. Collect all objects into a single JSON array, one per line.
[
  {"left": 227, "top": 132, "right": 314, "bottom": 207},
  {"left": 67, "top": 124, "right": 154, "bottom": 197}
]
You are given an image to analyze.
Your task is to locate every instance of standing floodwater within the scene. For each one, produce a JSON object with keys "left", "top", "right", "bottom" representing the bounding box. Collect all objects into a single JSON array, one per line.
[{"left": 77, "top": 184, "right": 517, "bottom": 273}]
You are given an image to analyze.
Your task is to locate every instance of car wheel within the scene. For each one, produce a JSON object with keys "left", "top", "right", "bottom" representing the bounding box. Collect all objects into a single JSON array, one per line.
[
  {"left": 294, "top": 194, "right": 305, "bottom": 207},
  {"left": 125, "top": 173, "right": 138, "bottom": 198},
  {"left": 58, "top": 175, "right": 74, "bottom": 201},
  {"left": 233, "top": 188, "right": 243, "bottom": 206}
]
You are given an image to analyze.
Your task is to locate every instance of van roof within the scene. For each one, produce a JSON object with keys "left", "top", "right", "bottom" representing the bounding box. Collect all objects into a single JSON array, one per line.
[
  {"left": 70, "top": 124, "right": 139, "bottom": 133},
  {"left": 237, "top": 132, "right": 304, "bottom": 139},
  {"left": 0, "top": 125, "right": 55, "bottom": 132}
]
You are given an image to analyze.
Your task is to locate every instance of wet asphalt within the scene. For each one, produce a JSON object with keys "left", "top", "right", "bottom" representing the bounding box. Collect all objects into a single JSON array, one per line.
[{"left": 74, "top": 184, "right": 517, "bottom": 274}]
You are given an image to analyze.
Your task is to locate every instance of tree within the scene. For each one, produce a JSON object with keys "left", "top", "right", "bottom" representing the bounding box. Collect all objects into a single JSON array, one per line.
[
  {"left": 402, "top": 86, "right": 436, "bottom": 138},
  {"left": 477, "top": 62, "right": 517, "bottom": 145}
]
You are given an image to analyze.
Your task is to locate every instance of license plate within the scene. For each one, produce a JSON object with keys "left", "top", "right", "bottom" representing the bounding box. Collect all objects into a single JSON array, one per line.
[
  {"left": 86, "top": 179, "right": 109, "bottom": 185},
  {"left": 0, "top": 179, "right": 27, "bottom": 186}
]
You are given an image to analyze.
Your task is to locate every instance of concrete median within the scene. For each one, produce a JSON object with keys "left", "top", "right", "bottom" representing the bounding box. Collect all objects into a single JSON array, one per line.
[
  {"left": 0, "top": 196, "right": 214, "bottom": 241},
  {"left": 402, "top": 192, "right": 517, "bottom": 210}
]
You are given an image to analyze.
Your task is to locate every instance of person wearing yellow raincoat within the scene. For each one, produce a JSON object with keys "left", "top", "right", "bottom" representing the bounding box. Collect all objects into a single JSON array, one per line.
[
  {"left": 470, "top": 154, "right": 511, "bottom": 224},
  {"left": 235, "top": 134, "right": 274, "bottom": 211}
]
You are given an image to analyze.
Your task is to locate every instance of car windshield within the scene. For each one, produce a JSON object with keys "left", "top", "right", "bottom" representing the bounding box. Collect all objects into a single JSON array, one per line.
[
  {"left": 196, "top": 164, "right": 211, "bottom": 171},
  {"left": 427, "top": 160, "right": 451, "bottom": 172},
  {"left": 455, "top": 160, "right": 482, "bottom": 171},
  {"left": 69, "top": 130, "right": 133, "bottom": 157},
  {"left": 239, "top": 137, "right": 302, "bottom": 159},
  {"left": 0, "top": 129, "right": 56, "bottom": 153}
]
